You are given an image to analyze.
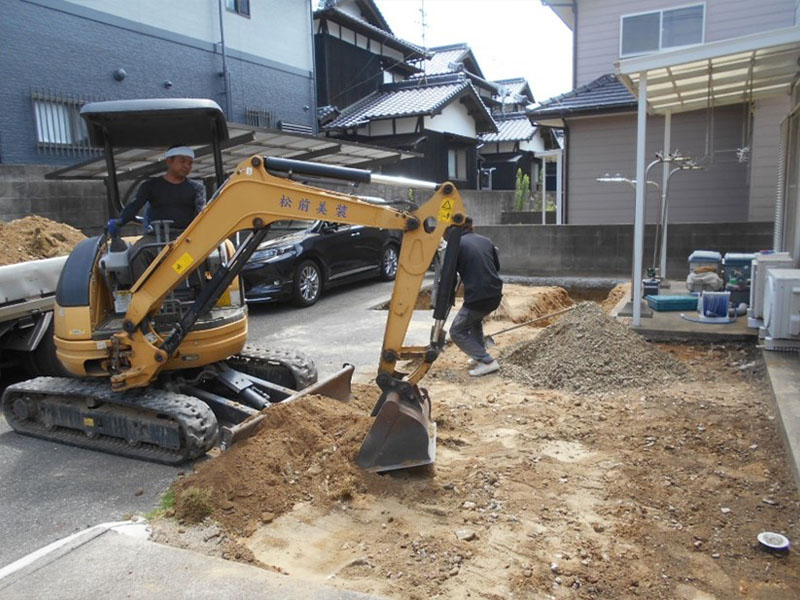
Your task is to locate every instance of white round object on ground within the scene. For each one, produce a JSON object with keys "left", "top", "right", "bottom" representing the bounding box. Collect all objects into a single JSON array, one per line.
[{"left": 757, "top": 531, "right": 790, "bottom": 550}]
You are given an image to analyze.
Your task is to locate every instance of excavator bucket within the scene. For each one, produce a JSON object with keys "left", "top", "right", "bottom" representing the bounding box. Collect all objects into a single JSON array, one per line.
[
  {"left": 220, "top": 364, "right": 354, "bottom": 449},
  {"left": 355, "top": 385, "right": 436, "bottom": 473}
]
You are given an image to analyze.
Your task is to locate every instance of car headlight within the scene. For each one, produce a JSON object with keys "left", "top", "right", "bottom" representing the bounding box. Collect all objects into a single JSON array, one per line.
[{"left": 250, "top": 246, "right": 294, "bottom": 263}]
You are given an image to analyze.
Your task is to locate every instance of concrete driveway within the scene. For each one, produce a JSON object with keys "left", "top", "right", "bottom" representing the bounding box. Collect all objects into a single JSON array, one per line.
[{"left": 0, "top": 276, "right": 438, "bottom": 568}]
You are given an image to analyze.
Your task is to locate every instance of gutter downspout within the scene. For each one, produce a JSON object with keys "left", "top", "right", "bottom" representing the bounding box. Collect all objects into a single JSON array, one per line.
[
  {"left": 542, "top": 1, "right": 578, "bottom": 89},
  {"left": 309, "top": 1, "right": 320, "bottom": 134},
  {"left": 217, "top": 0, "right": 233, "bottom": 120}
]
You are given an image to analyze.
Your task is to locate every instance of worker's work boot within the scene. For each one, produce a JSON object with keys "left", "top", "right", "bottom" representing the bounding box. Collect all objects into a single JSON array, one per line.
[{"left": 469, "top": 360, "right": 499, "bottom": 377}]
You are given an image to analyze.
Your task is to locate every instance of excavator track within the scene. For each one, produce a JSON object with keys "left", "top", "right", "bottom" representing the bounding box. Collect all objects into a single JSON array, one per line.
[
  {"left": 226, "top": 345, "right": 318, "bottom": 390},
  {"left": 2, "top": 377, "right": 218, "bottom": 465}
]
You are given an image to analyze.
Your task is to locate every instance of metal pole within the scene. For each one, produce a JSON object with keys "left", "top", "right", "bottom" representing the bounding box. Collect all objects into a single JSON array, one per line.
[
  {"left": 660, "top": 109, "right": 672, "bottom": 280},
  {"left": 633, "top": 73, "right": 648, "bottom": 327},
  {"left": 556, "top": 151, "right": 563, "bottom": 225},
  {"left": 217, "top": 0, "right": 233, "bottom": 120},
  {"left": 541, "top": 157, "right": 546, "bottom": 225}
]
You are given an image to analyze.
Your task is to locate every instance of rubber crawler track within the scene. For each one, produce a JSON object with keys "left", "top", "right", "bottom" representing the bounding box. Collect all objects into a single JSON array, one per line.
[
  {"left": 226, "top": 345, "right": 318, "bottom": 390},
  {"left": 2, "top": 377, "right": 218, "bottom": 465}
]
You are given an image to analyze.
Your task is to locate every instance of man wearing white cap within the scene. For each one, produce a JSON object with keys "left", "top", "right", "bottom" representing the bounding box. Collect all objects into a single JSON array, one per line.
[{"left": 107, "top": 145, "right": 206, "bottom": 278}]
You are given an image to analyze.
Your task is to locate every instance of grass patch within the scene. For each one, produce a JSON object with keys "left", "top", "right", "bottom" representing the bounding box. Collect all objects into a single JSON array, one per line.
[
  {"left": 174, "top": 486, "right": 214, "bottom": 524},
  {"left": 145, "top": 488, "right": 176, "bottom": 520}
]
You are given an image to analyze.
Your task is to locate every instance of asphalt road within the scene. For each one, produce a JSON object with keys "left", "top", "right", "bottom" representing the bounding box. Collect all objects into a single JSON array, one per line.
[{"left": 0, "top": 276, "right": 431, "bottom": 569}]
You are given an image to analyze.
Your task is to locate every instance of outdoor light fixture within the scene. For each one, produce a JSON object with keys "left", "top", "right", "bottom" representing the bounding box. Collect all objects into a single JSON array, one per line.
[{"left": 596, "top": 173, "right": 659, "bottom": 188}]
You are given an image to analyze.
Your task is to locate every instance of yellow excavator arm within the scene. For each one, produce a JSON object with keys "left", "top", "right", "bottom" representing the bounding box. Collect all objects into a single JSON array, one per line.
[{"left": 112, "top": 155, "right": 466, "bottom": 393}]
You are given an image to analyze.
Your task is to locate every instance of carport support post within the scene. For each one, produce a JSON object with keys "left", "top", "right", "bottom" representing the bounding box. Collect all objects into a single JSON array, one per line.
[
  {"left": 633, "top": 72, "right": 648, "bottom": 326},
  {"left": 660, "top": 109, "right": 672, "bottom": 280},
  {"left": 542, "top": 157, "right": 547, "bottom": 225},
  {"left": 556, "top": 151, "right": 563, "bottom": 225}
]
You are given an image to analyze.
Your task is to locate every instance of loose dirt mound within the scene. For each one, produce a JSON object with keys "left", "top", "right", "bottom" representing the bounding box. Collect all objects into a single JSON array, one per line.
[
  {"left": 172, "top": 386, "right": 384, "bottom": 536},
  {"left": 601, "top": 282, "right": 630, "bottom": 313},
  {"left": 490, "top": 285, "right": 573, "bottom": 323},
  {"left": 503, "top": 301, "right": 687, "bottom": 393},
  {"left": 0, "top": 216, "right": 86, "bottom": 265}
]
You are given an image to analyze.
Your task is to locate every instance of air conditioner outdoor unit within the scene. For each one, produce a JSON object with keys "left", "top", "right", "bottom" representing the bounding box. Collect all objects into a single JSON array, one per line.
[
  {"left": 748, "top": 252, "right": 793, "bottom": 328},
  {"left": 763, "top": 268, "right": 800, "bottom": 351}
]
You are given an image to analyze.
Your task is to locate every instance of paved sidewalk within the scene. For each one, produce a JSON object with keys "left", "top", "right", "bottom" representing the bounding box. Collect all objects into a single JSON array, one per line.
[{"left": 0, "top": 521, "right": 383, "bottom": 600}]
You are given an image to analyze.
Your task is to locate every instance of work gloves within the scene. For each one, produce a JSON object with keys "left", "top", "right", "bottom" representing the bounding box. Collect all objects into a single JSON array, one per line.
[{"left": 107, "top": 218, "right": 121, "bottom": 237}]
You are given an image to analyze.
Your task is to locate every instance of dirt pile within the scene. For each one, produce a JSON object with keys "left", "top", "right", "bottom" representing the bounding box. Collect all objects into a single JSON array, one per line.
[
  {"left": 503, "top": 301, "right": 687, "bottom": 393},
  {"left": 171, "top": 385, "right": 383, "bottom": 536},
  {"left": 490, "top": 285, "right": 573, "bottom": 323},
  {"left": 0, "top": 216, "right": 86, "bottom": 266},
  {"left": 600, "top": 282, "right": 630, "bottom": 313}
]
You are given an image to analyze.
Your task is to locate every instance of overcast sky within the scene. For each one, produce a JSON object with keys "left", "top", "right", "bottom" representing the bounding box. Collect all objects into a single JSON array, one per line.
[{"left": 374, "top": 0, "right": 574, "bottom": 103}]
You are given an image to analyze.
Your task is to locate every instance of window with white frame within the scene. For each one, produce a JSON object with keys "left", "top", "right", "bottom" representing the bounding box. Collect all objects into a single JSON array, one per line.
[
  {"left": 225, "top": 0, "right": 250, "bottom": 17},
  {"left": 620, "top": 4, "right": 705, "bottom": 57},
  {"left": 31, "top": 92, "right": 94, "bottom": 155},
  {"left": 447, "top": 149, "right": 467, "bottom": 180}
]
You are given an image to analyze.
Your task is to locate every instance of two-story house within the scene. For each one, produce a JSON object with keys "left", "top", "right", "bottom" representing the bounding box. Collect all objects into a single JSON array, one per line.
[
  {"left": 314, "top": 2, "right": 500, "bottom": 188},
  {"left": 1, "top": 0, "right": 317, "bottom": 165},
  {"left": 479, "top": 77, "right": 561, "bottom": 197},
  {"left": 532, "top": 0, "right": 796, "bottom": 229},
  {"left": 534, "top": 0, "right": 800, "bottom": 324}
]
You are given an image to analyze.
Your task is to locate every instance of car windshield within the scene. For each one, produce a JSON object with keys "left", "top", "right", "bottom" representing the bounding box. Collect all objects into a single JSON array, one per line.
[{"left": 263, "top": 219, "right": 317, "bottom": 241}]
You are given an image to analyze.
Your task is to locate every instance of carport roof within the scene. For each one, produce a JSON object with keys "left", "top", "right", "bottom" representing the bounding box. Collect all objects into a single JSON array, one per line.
[
  {"left": 616, "top": 25, "right": 800, "bottom": 115},
  {"left": 47, "top": 123, "right": 420, "bottom": 182}
]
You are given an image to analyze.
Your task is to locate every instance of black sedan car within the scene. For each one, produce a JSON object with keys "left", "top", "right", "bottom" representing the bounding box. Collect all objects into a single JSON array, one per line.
[{"left": 240, "top": 219, "right": 402, "bottom": 306}]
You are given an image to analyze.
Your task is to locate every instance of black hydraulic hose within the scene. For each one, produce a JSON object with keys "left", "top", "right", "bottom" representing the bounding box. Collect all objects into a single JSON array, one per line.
[
  {"left": 432, "top": 226, "right": 464, "bottom": 321},
  {"left": 264, "top": 156, "right": 372, "bottom": 184}
]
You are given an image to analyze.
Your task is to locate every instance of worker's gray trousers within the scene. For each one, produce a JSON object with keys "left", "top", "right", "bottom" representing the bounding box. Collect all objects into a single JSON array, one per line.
[{"left": 450, "top": 305, "right": 494, "bottom": 364}]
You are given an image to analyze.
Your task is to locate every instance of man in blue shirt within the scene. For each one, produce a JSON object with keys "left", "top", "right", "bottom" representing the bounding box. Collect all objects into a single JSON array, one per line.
[{"left": 450, "top": 217, "right": 503, "bottom": 376}]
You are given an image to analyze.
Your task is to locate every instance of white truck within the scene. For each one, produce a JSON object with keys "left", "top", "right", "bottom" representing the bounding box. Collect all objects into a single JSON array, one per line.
[{"left": 0, "top": 256, "right": 70, "bottom": 379}]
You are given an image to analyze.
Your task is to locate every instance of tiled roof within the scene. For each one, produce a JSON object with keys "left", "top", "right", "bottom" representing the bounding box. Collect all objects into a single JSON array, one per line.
[
  {"left": 494, "top": 78, "right": 535, "bottom": 104},
  {"left": 480, "top": 113, "right": 536, "bottom": 143},
  {"left": 317, "top": 104, "right": 339, "bottom": 125},
  {"left": 323, "top": 74, "right": 496, "bottom": 133},
  {"left": 314, "top": 7, "right": 426, "bottom": 57},
  {"left": 527, "top": 74, "right": 635, "bottom": 119},
  {"left": 410, "top": 46, "right": 468, "bottom": 76},
  {"left": 320, "top": 0, "right": 392, "bottom": 33},
  {"left": 408, "top": 43, "right": 488, "bottom": 79}
]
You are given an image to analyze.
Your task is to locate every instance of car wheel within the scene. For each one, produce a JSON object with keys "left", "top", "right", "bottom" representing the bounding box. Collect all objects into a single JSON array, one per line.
[
  {"left": 380, "top": 244, "right": 399, "bottom": 281},
  {"left": 293, "top": 259, "right": 322, "bottom": 306}
]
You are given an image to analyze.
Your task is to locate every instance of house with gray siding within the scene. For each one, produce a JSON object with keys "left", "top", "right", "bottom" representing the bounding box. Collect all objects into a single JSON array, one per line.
[
  {"left": 0, "top": 0, "right": 317, "bottom": 166},
  {"left": 532, "top": 0, "right": 796, "bottom": 226}
]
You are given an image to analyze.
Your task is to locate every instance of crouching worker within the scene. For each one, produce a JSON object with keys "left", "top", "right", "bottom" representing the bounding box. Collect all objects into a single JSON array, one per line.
[
  {"left": 450, "top": 217, "right": 503, "bottom": 376},
  {"left": 106, "top": 145, "right": 206, "bottom": 281}
]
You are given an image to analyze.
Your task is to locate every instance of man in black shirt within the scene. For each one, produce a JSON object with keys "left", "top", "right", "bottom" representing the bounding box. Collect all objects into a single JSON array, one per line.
[
  {"left": 107, "top": 145, "right": 205, "bottom": 280},
  {"left": 450, "top": 217, "right": 503, "bottom": 376}
]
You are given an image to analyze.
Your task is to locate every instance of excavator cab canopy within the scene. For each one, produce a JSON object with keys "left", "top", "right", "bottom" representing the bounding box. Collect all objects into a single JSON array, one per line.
[{"left": 80, "top": 98, "right": 230, "bottom": 212}]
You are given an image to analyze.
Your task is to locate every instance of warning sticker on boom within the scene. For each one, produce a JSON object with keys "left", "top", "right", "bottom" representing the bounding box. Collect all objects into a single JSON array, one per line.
[
  {"left": 438, "top": 198, "right": 453, "bottom": 223},
  {"left": 172, "top": 252, "right": 194, "bottom": 275}
]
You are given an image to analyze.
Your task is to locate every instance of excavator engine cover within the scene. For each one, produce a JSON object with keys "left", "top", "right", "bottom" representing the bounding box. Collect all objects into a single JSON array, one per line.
[{"left": 356, "top": 381, "right": 435, "bottom": 473}]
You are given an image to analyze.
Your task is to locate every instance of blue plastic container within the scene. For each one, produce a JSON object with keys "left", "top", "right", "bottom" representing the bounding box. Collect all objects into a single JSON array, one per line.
[
  {"left": 645, "top": 294, "right": 698, "bottom": 311},
  {"left": 688, "top": 250, "right": 721, "bottom": 272}
]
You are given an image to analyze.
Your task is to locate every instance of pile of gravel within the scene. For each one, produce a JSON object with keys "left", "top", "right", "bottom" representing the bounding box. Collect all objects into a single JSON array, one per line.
[{"left": 502, "top": 302, "right": 688, "bottom": 393}]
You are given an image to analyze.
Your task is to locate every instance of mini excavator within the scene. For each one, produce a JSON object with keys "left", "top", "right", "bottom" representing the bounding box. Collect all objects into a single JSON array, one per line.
[{"left": 1, "top": 99, "right": 466, "bottom": 472}]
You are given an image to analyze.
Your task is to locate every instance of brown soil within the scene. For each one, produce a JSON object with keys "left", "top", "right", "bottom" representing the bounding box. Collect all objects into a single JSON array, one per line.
[
  {"left": 154, "top": 284, "right": 800, "bottom": 599},
  {"left": 0, "top": 216, "right": 86, "bottom": 266},
  {"left": 601, "top": 282, "right": 630, "bottom": 313}
]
